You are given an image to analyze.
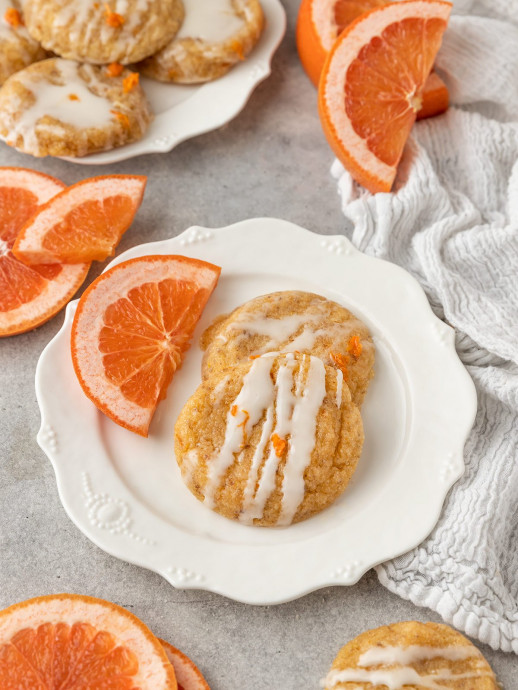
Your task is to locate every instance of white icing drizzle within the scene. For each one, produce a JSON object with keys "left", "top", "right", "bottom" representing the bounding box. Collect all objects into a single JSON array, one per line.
[
  {"left": 180, "top": 449, "right": 199, "bottom": 487},
  {"left": 335, "top": 368, "right": 343, "bottom": 408},
  {"left": 8, "top": 60, "right": 114, "bottom": 155},
  {"left": 228, "top": 313, "right": 322, "bottom": 354},
  {"left": 283, "top": 326, "right": 328, "bottom": 353},
  {"left": 203, "top": 355, "right": 276, "bottom": 510},
  {"left": 323, "top": 644, "right": 491, "bottom": 690},
  {"left": 359, "top": 644, "right": 480, "bottom": 667},
  {"left": 177, "top": 0, "right": 245, "bottom": 42},
  {"left": 211, "top": 374, "right": 230, "bottom": 405},
  {"left": 323, "top": 667, "right": 492, "bottom": 689},
  {"left": 202, "top": 353, "right": 328, "bottom": 525},
  {"left": 240, "top": 405, "right": 275, "bottom": 523},
  {"left": 242, "top": 354, "right": 298, "bottom": 523},
  {"left": 51, "top": 0, "right": 153, "bottom": 55},
  {"left": 277, "top": 356, "right": 326, "bottom": 526}
]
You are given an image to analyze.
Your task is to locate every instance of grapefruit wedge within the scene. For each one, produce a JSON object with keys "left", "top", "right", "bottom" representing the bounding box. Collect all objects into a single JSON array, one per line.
[
  {"left": 71, "top": 255, "right": 221, "bottom": 437},
  {"left": 318, "top": 0, "right": 451, "bottom": 193},
  {"left": 161, "top": 640, "right": 210, "bottom": 690},
  {"left": 297, "top": 0, "right": 449, "bottom": 121},
  {"left": 0, "top": 168, "right": 90, "bottom": 337},
  {"left": 13, "top": 175, "right": 147, "bottom": 265},
  {"left": 0, "top": 593, "right": 177, "bottom": 689}
]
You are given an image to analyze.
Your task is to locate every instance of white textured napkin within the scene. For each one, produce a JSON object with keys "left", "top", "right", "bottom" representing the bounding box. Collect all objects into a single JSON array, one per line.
[{"left": 331, "top": 0, "right": 518, "bottom": 653}]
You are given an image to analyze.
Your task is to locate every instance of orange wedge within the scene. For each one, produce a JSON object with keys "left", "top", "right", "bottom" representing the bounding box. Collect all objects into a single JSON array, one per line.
[
  {"left": 71, "top": 255, "right": 221, "bottom": 437},
  {"left": 318, "top": 0, "right": 451, "bottom": 193},
  {"left": 297, "top": 0, "right": 449, "bottom": 120},
  {"left": 161, "top": 640, "right": 210, "bottom": 690},
  {"left": 0, "top": 168, "right": 90, "bottom": 337},
  {"left": 13, "top": 175, "right": 147, "bottom": 265},
  {"left": 0, "top": 593, "right": 177, "bottom": 689}
]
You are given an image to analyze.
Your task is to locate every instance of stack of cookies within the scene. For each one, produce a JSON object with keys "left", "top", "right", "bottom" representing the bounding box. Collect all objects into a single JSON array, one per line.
[
  {"left": 0, "top": 0, "right": 264, "bottom": 157},
  {"left": 174, "top": 291, "right": 375, "bottom": 527}
]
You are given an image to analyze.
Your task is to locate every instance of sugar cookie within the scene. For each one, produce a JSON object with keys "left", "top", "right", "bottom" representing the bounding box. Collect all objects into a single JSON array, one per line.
[{"left": 175, "top": 352, "right": 364, "bottom": 527}]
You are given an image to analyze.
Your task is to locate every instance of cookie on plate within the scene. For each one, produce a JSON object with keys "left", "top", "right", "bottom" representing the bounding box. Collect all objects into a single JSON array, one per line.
[
  {"left": 175, "top": 352, "right": 364, "bottom": 527},
  {"left": 322, "top": 621, "right": 499, "bottom": 689},
  {"left": 0, "top": 58, "right": 153, "bottom": 157},
  {"left": 140, "top": 0, "right": 264, "bottom": 83},
  {"left": 0, "top": 0, "right": 46, "bottom": 85},
  {"left": 23, "top": 0, "right": 184, "bottom": 65},
  {"left": 201, "top": 291, "right": 375, "bottom": 407}
]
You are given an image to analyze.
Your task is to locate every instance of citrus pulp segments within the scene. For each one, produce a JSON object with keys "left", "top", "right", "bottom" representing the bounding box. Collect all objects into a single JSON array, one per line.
[
  {"left": 318, "top": 0, "right": 452, "bottom": 192},
  {"left": 161, "top": 640, "right": 210, "bottom": 690},
  {"left": 0, "top": 594, "right": 177, "bottom": 689},
  {"left": 12, "top": 175, "right": 147, "bottom": 265},
  {"left": 0, "top": 168, "right": 90, "bottom": 337},
  {"left": 71, "top": 255, "right": 221, "bottom": 437},
  {"left": 0, "top": 261, "right": 90, "bottom": 336},
  {"left": 0, "top": 168, "right": 65, "bottom": 205}
]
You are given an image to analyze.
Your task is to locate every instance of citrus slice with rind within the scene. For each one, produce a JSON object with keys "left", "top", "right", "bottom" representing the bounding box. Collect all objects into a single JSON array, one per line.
[
  {"left": 318, "top": 0, "right": 451, "bottom": 193},
  {"left": 161, "top": 640, "right": 210, "bottom": 690},
  {"left": 0, "top": 167, "right": 90, "bottom": 337},
  {"left": 13, "top": 175, "right": 147, "bottom": 265},
  {"left": 71, "top": 254, "right": 221, "bottom": 437},
  {"left": 0, "top": 593, "right": 178, "bottom": 689},
  {"left": 297, "top": 0, "right": 449, "bottom": 120}
]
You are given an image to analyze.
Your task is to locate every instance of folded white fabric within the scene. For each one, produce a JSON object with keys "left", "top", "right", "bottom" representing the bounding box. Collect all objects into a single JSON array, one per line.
[{"left": 332, "top": 0, "right": 518, "bottom": 653}]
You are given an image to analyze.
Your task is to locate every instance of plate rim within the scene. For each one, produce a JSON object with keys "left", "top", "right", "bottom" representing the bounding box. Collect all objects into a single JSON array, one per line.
[{"left": 35, "top": 218, "right": 477, "bottom": 604}]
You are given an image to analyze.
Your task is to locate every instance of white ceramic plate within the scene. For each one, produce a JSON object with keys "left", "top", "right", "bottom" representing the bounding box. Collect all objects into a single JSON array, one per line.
[
  {"left": 59, "top": 0, "right": 285, "bottom": 165},
  {"left": 36, "top": 219, "right": 476, "bottom": 604}
]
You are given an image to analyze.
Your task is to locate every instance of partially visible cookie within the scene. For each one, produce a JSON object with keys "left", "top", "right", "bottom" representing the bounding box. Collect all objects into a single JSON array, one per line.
[
  {"left": 201, "top": 291, "right": 375, "bottom": 407},
  {"left": 0, "top": 0, "right": 46, "bottom": 85},
  {"left": 323, "top": 621, "right": 499, "bottom": 689},
  {"left": 23, "top": 0, "right": 184, "bottom": 65},
  {"left": 0, "top": 58, "right": 153, "bottom": 157},
  {"left": 140, "top": 0, "right": 264, "bottom": 83},
  {"left": 174, "top": 352, "right": 364, "bottom": 527}
]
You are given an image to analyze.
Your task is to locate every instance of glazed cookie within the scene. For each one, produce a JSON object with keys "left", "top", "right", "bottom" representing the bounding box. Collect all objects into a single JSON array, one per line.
[
  {"left": 323, "top": 621, "right": 498, "bottom": 689},
  {"left": 0, "top": 58, "right": 152, "bottom": 157},
  {"left": 23, "top": 0, "right": 184, "bottom": 65},
  {"left": 201, "top": 291, "right": 375, "bottom": 407},
  {"left": 140, "top": 0, "right": 264, "bottom": 83},
  {"left": 175, "top": 352, "right": 364, "bottom": 527},
  {"left": 0, "top": 0, "right": 46, "bottom": 85}
]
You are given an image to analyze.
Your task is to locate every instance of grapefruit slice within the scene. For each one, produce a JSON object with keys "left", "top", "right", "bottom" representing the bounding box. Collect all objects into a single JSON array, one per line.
[
  {"left": 71, "top": 255, "right": 221, "bottom": 437},
  {"left": 161, "top": 640, "right": 210, "bottom": 690},
  {"left": 13, "top": 175, "right": 147, "bottom": 265},
  {"left": 318, "top": 0, "right": 451, "bottom": 193},
  {"left": 0, "top": 593, "right": 177, "bottom": 689},
  {"left": 0, "top": 168, "right": 90, "bottom": 337},
  {"left": 297, "top": 0, "right": 449, "bottom": 120}
]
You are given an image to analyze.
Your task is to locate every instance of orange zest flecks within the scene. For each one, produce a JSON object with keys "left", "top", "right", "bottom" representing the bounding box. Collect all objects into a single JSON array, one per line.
[
  {"left": 237, "top": 409, "right": 250, "bottom": 447},
  {"left": 104, "top": 4, "right": 124, "bottom": 27},
  {"left": 231, "top": 404, "right": 238, "bottom": 416},
  {"left": 68, "top": 93, "right": 80, "bottom": 101},
  {"left": 271, "top": 433, "right": 287, "bottom": 458},
  {"left": 4, "top": 7, "right": 23, "bottom": 27},
  {"left": 237, "top": 410, "right": 250, "bottom": 429},
  {"left": 123, "top": 73, "right": 139, "bottom": 93},
  {"left": 111, "top": 110, "right": 130, "bottom": 129},
  {"left": 249, "top": 354, "right": 261, "bottom": 360},
  {"left": 347, "top": 335, "right": 362, "bottom": 359},
  {"left": 106, "top": 62, "right": 124, "bottom": 77},
  {"left": 330, "top": 351, "right": 349, "bottom": 380},
  {"left": 231, "top": 40, "right": 245, "bottom": 60}
]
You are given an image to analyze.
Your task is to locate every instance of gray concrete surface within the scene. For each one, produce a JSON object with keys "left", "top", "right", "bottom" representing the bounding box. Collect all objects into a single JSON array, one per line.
[{"left": 0, "top": 1, "right": 516, "bottom": 687}]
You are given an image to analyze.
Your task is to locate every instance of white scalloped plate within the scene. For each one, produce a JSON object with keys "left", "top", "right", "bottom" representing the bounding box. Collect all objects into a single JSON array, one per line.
[
  {"left": 54, "top": 0, "right": 285, "bottom": 165},
  {"left": 36, "top": 219, "right": 476, "bottom": 604}
]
